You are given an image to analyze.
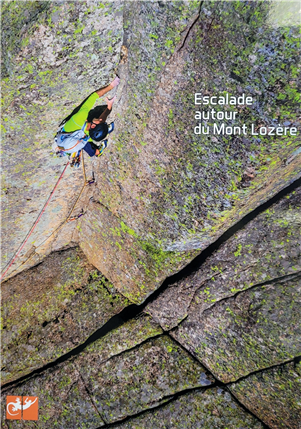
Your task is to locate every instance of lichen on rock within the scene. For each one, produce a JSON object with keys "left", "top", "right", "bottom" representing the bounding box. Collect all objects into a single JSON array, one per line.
[
  {"left": 230, "top": 361, "right": 301, "bottom": 429},
  {"left": 1, "top": 360, "right": 105, "bottom": 428},
  {"left": 2, "top": 247, "right": 129, "bottom": 384},
  {"left": 78, "top": 0, "right": 301, "bottom": 301},
  {"left": 77, "top": 335, "right": 214, "bottom": 423},
  {"left": 1, "top": 0, "right": 301, "bottom": 426},
  {"left": 172, "top": 274, "right": 301, "bottom": 382},
  {"left": 1, "top": 0, "right": 123, "bottom": 276},
  {"left": 112, "top": 387, "right": 264, "bottom": 429},
  {"left": 146, "top": 187, "right": 301, "bottom": 330}
]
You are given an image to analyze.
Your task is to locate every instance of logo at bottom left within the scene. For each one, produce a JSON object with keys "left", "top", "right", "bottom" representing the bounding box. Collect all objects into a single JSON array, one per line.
[{"left": 6, "top": 396, "right": 38, "bottom": 421}]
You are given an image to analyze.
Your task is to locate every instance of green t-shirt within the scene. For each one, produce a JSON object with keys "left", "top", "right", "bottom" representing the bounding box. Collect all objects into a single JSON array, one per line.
[{"left": 63, "top": 92, "right": 99, "bottom": 137}]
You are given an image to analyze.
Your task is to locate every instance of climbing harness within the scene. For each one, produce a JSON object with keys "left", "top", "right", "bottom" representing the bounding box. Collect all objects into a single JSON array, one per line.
[{"left": 53, "top": 121, "right": 89, "bottom": 156}]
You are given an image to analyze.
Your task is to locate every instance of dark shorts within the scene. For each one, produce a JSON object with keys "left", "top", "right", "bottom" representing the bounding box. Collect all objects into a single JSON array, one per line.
[{"left": 83, "top": 141, "right": 97, "bottom": 157}]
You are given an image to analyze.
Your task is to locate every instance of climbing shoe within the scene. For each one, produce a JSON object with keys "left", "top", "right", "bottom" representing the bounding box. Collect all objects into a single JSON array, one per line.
[{"left": 96, "top": 140, "right": 108, "bottom": 157}]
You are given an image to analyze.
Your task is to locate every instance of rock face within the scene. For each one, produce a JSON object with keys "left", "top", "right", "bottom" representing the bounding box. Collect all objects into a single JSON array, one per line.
[
  {"left": 3, "top": 361, "right": 105, "bottom": 429},
  {"left": 1, "top": 0, "right": 123, "bottom": 277},
  {"left": 1, "top": 1, "right": 301, "bottom": 428},
  {"left": 78, "top": 335, "right": 214, "bottom": 422},
  {"left": 146, "top": 186, "right": 301, "bottom": 330},
  {"left": 172, "top": 274, "right": 301, "bottom": 382},
  {"left": 78, "top": 0, "right": 301, "bottom": 302},
  {"left": 230, "top": 361, "right": 301, "bottom": 429},
  {"left": 113, "top": 388, "right": 264, "bottom": 429},
  {"left": 2, "top": 314, "right": 249, "bottom": 429},
  {"left": 2, "top": 247, "right": 129, "bottom": 385}
]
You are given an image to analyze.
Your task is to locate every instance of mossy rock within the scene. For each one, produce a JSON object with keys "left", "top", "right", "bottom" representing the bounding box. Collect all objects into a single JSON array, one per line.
[
  {"left": 2, "top": 247, "right": 129, "bottom": 384},
  {"left": 230, "top": 361, "right": 301, "bottom": 429},
  {"left": 113, "top": 387, "right": 264, "bottom": 429}
]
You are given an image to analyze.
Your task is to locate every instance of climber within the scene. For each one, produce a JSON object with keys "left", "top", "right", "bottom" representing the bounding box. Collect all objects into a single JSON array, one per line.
[{"left": 53, "top": 76, "right": 120, "bottom": 159}]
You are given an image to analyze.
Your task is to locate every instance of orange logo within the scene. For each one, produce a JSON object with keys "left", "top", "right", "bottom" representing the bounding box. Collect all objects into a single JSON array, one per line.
[
  {"left": 6, "top": 396, "right": 22, "bottom": 420},
  {"left": 6, "top": 396, "right": 38, "bottom": 421}
]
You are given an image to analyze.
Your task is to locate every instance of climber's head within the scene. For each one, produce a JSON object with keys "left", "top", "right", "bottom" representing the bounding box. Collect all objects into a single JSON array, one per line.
[{"left": 89, "top": 122, "right": 108, "bottom": 142}]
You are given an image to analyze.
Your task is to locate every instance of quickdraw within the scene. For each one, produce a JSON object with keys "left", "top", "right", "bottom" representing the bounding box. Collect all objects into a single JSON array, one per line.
[
  {"left": 86, "top": 172, "right": 95, "bottom": 185},
  {"left": 67, "top": 209, "right": 85, "bottom": 222},
  {"left": 70, "top": 150, "right": 82, "bottom": 168}
]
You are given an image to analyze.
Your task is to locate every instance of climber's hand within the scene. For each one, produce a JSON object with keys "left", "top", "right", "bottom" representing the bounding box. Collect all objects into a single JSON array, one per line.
[
  {"left": 106, "top": 95, "right": 116, "bottom": 111},
  {"left": 110, "top": 75, "right": 120, "bottom": 88}
]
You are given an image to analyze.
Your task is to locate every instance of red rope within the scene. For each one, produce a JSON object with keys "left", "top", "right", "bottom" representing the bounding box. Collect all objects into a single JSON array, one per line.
[{"left": 1, "top": 161, "right": 70, "bottom": 281}]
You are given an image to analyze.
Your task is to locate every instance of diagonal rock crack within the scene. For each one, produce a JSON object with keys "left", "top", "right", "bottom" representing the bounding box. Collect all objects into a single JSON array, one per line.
[
  {"left": 177, "top": 1, "right": 204, "bottom": 51},
  {"left": 200, "top": 271, "right": 301, "bottom": 317},
  {"left": 97, "top": 385, "right": 217, "bottom": 429},
  {"left": 2, "top": 180, "right": 300, "bottom": 429}
]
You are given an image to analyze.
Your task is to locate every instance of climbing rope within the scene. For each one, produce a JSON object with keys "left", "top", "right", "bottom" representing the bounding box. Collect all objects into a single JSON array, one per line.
[{"left": 1, "top": 151, "right": 91, "bottom": 282}]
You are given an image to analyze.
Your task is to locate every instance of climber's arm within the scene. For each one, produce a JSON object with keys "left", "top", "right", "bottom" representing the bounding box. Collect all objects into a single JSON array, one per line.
[
  {"left": 97, "top": 96, "right": 116, "bottom": 123},
  {"left": 95, "top": 76, "right": 120, "bottom": 97}
]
